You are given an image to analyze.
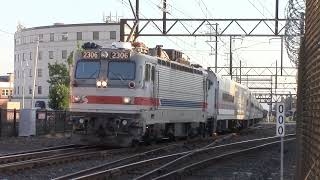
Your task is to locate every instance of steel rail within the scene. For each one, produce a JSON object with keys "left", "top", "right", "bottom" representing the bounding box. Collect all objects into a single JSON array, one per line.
[
  {"left": 71, "top": 134, "right": 295, "bottom": 180},
  {"left": 0, "top": 145, "right": 92, "bottom": 164},
  {"left": 154, "top": 138, "right": 296, "bottom": 180},
  {"left": 0, "top": 144, "right": 81, "bottom": 157},
  {"left": 53, "top": 134, "right": 233, "bottom": 180}
]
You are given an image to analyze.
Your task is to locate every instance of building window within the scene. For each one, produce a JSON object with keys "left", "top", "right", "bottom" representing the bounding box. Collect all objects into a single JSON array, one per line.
[
  {"left": 30, "top": 35, "right": 35, "bottom": 43},
  {"left": 29, "top": 86, "right": 32, "bottom": 94},
  {"left": 38, "top": 51, "right": 42, "bottom": 60},
  {"left": 93, "top": 31, "right": 99, "bottom": 40},
  {"left": 37, "top": 68, "right": 42, "bottom": 77},
  {"left": 62, "top": 50, "right": 67, "bottom": 59},
  {"left": 17, "top": 86, "right": 19, "bottom": 95},
  {"left": 38, "top": 86, "right": 42, "bottom": 94},
  {"left": 29, "top": 52, "right": 32, "bottom": 60},
  {"left": 49, "top": 51, "right": 54, "bottom": 59},
  {"left": 17, "top": 71, "right": 20, "bottom": 79},
  {"left": 29, "top": 69, "right": 32, "bottom": 77},
  {"left": 50, "top": 33, "right": 54, "bottom": 41},
  {"left": 77, "top": 32, "right": 82, "bottom": 40},
  {"left": 62, "top": 32, "right": 68, "bottom": 40},
  {"left": 110, "top": 31, "right": 116, "bottom": 40},
  {"left": 38, "top": 34, "right": 43, "bottom": 41},
  {"left": 14, "top": 88, "right": 16, "bottom": 95},
  {"left": 22, "top": 36, "right": 26, "bottom": 44},
  {"left": 23, "top": 53, "right": 26, "bottom": 61}
]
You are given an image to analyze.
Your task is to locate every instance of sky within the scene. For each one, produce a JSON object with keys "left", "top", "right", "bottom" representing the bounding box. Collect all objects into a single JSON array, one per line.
[{"left": 0, "top": 0, "right": 294, "bottom": 76}]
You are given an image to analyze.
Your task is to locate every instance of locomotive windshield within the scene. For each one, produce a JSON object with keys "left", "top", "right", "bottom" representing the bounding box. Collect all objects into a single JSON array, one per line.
[
  {"left": 107, "top": 61, "right": 135, "bottom": 80},
  {"left": 75, "top": 60, "right": 100, "bottom": 79}
]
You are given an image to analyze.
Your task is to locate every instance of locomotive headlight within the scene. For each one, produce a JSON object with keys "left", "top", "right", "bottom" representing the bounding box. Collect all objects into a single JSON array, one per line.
[
  {"left": 123, "top": 97, "right": 131, "bottom": 104},
  {"left": 79, "top": 118, "right": 84, "bottom": 124},
  {"left": 101, "top": 80, "right": 107, "bottom": 88},
  {"left": 122, "top": 120, "right": 128, "bottom": 126},
  {"left": 72, "top": 96, "right": 81, "bottom": 103},
  {"left": 123, "top": 97, "right": 134, "bottom": 104},
  {"left": 96, "top": 80, "right": 102, "bottom": 87}
]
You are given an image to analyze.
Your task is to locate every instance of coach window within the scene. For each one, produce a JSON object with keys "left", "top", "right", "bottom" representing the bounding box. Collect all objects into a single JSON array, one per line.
[
  {"left": 145, "top": 64, "right": 151, "bottom": 82},
  {"left": 151, "top": 66, "right": 155, "bottom": 82}
]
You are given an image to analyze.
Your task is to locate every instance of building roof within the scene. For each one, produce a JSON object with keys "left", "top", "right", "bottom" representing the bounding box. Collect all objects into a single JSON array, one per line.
[{"left": 17, "top": 22, "right": 121, "bottom": 33}]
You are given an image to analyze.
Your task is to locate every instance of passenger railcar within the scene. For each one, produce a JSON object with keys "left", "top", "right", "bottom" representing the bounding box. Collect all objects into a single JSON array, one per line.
[{"left": 70, "top": 42, "right": 264, "bottom": 147}]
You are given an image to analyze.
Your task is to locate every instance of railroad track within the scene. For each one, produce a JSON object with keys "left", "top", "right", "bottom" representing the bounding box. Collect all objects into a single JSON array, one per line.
[
  {"left": 0, "top": 144, "right": 87, "bottom": 164},
  {"left": 64, "top": 134, "right": 295, "bottom": 180},
  {"left": 53, "top": 134, "right": 234, "bottom": 180},
  {"left": 0, "top": 145, "right": 105, "bottom": 173},
  {"left": 0, "top": 133, "right": 233, "bottom": 177}
]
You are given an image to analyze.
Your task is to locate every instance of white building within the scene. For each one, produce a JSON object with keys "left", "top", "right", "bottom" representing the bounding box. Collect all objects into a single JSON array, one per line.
[{"left": 14, "top": 23, "right": 121, "bottom": 108}]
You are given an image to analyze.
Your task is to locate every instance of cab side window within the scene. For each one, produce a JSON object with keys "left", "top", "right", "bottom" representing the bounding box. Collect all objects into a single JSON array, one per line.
[
  {"left": 151, "top": 66, "right": 155, "bottom": 82},
  {"left": 145, "top": 64, "right": 151, "bottom": 82}
]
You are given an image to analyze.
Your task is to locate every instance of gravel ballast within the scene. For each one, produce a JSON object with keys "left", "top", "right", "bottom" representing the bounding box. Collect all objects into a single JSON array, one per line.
[{"left": 0, "top": 122, "right": 297, "bottom": 180}]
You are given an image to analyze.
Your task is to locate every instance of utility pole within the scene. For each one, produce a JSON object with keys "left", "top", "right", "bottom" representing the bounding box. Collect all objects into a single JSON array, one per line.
[
  {"left": 135, "top": 0, "right": 139, "bottom": 37},
  {"left": 270, "top": 76, "right": 273, "bottom": 122},
  {"left": 229, "top": 36, "right": 233, "bottom": 79},
  {"left": 215, "top": 23, "right": 218, "bottom": 73},
  {"left": 163, "top": 0, "right": 167, "bottom": 34},
  {"left": 275, "top": 0, "right": 279, "bottom": 35},
  {"left": 31, "top": 39, "right": 39, "bottom": 108},
  {"left": 280, "top": 36, "right": 283, "bottom": 75},
  {"left": 240, "top": 60, "right": 242, "bottom": 84}
]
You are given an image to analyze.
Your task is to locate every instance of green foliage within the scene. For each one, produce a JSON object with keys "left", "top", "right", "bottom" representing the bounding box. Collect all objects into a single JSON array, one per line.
[
  {"left": 67, "top": 51, "right": 74, "bottom": 66},
  {"left": 76, "top": 41, "right": 84, "bottom": 52},
  {"left": 47, "top": 62, "right": 70, "bottom": 110},
  {"left": 48, "top": 84, "right": 69, "bottom": 110},
  {"left": 47, "top": 62, "right": 70, "bottom": 86}
]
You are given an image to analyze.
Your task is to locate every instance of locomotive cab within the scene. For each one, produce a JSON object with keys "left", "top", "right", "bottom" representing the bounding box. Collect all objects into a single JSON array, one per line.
[{"left": 70, "top": 42, "right": 157, "bottom": 146}]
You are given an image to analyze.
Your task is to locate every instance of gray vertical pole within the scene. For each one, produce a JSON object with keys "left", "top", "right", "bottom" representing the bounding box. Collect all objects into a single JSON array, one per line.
[
  {"left": 215, "top": 24, "right": 218, "bottom": 73},
  {"left": 280, "top": 37, "right": 283, "bottom": 76},
  {"left": 281, "top": 136, "right": 284, "bottom": 180},
  {"left": 275, "top": 61, "right": 278, "bottom": 90},
  {"left": 229, "top": 36, "right": 232, "bottom": 79},
  {"left": 275, "top": 0, "right": 279, "bottom": 35},
  {"left": 135, "top": 0, "right": 139, "bottom": 38},
  {"left": 163, "top": 0, "right": 167, "bottom": 34},
  {"left": 31, "top": 39, "right": 39, "bottom": 108},
  {"left": 269, "top": 77, "right": 273, "bottom": 122},
  {"left": 240, "top": 60, "right": 242, "bottom": 84}
]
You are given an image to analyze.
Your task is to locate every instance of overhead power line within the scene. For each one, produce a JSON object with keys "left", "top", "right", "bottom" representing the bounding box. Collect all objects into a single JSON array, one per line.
[{"left": 0, "top": 28, "right": 14, "bottom": 35}]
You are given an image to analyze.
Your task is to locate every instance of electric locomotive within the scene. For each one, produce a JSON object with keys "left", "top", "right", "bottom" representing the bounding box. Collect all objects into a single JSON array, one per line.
[{"left": 70, "top": 42, "right": 263, "bottom": 147}]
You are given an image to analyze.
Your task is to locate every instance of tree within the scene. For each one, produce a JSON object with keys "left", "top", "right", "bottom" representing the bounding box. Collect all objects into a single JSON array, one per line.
[
  {"left": 48, "top": 84, "right": 69, "bottom": 110},
  {"left": 47, "top": 61, "right": 70, "bottom": 110}
]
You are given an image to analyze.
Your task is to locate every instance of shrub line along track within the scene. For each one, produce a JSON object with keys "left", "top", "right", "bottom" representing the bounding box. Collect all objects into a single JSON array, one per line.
[
  {"left": 67, "top": 134, "right": 295, "bottom": 180},
  {"left": 53, "top": 134, "right": 234, "bottom": 180}
]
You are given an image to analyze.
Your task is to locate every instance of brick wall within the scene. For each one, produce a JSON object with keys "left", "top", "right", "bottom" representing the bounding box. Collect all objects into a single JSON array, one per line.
[{"left": 296, "top": 0, "right": 320, "bottom": 179}]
